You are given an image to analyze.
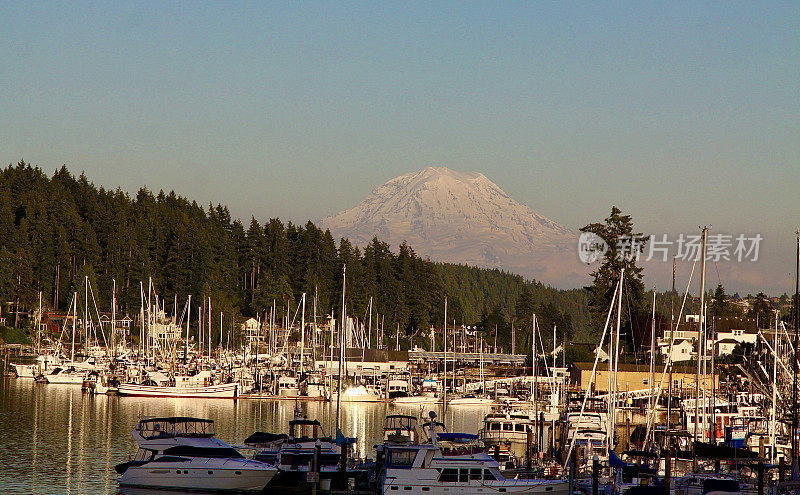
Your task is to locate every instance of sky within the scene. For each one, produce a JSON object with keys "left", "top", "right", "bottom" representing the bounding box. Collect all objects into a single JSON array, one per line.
[{"left": 1, "top": 2, "right": 798, "bottom": 294}]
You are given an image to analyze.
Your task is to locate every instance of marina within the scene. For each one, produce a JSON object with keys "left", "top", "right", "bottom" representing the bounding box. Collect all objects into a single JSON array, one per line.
[{"left": 1, "top": 3, "right": 797, "bottom": 494}]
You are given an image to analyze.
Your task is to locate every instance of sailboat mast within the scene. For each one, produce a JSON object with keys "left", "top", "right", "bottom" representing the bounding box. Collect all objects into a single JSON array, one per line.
[
  {"left": 300, "top": 293, "right": 306, "bottom": 372},
  {"left": 649, "top": 289, "right": 656, "bottom": 427},
  {"left": 772, "top": 310, "right": 779, "bottom": 462},
  {"left": 533, "top": 314, "right": 539, "bottom": 452},
  {"left": 612, "top": 269, "right": 623, "bottom": 447},
  {"left": 531, "top": 314, "right": 536, "bottom": 400},
  {"left": 84, "top": 276, "right": 89, "bottom": 349},
  {"left": 70, "top": 292, "right": 77, "bottom": 363},
  {"left": 695, "top": 227, "right": 708, "bottom": 442},
  {"left": 185, "top": 295, "right": 191, "bottom": 363},
  {"left": 335, "top": 264, "right": 346, "bottom": 434},
  {"left": 443, "top": 296, "right": 447, "bottom": 412},
  {"left": 793, "top": 228, "right": 799, "bottom": 467}
]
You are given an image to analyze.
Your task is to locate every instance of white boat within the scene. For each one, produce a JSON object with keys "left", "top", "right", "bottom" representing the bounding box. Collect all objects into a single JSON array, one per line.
[
  {"left": 393, "top": 395, "right": 441, "bottom": 405},
  {"left": 116, "top": 417, "right": 276, "bottom": 492},
  {"left": 332, "top": 384, "right": 382, "bottom": 402},
  {"left": 277, "top": 375, "right": 300, "bottom": 397},
  {"left": 480, "top": 410, "right": 535, "bottom": 446},
  {"left": 448, "top": 394, "right": 495, "bottom": 407},
  {"left": 44, "top": 367, "right": 87, "bottom": 384},
  {"left": 14, "top": 353, "right": 62, "bottom": 378},
  {"left": 117, "top": 382, "right": 238, "bottom": 398},
  {"left": 11, "top": 363, "right": 37, "bottom": 378},
  {"left": 380, "top": 416, "right": 569, "bottom": 495},
  {"left": 251, "top": 417, "right": 354, "bottom": 490}
]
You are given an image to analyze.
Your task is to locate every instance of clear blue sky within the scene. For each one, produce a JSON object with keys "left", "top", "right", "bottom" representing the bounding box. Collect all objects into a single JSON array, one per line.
[{"left": 1, "top": 2, "right": 798, "bottom": 293}]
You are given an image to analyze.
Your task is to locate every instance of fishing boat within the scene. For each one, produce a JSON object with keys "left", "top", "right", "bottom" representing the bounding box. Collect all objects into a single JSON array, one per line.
[{"left": 115, "top": 417, "right": 276, "bottom": 492}]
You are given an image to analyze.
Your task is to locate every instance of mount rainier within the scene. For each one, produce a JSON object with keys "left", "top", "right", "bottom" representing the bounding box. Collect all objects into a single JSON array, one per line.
[{"left": 320, "top": 167, "right": 587, "bottom": 287}]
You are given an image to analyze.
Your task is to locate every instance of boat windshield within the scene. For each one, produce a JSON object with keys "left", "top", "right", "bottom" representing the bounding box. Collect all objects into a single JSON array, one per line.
[
  {"left": 163, "top": 446, "right": 243, "bottom": 459},
  {"left": 136, "top": 417, "right": 215, "bottom": 439},
  {"left": 289, "top": 419, "right": 325, "bottom": 440}
]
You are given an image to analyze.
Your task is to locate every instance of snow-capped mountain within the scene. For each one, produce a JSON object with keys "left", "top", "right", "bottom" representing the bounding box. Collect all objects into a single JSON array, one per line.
[{"left": 321, "top": 167, "right": 587, "bottom": 287}]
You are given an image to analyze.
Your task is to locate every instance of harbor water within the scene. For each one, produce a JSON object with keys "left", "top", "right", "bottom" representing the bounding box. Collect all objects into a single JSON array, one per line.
[{"left": 0, "top": 377, "right": 491, "bottom": 494}]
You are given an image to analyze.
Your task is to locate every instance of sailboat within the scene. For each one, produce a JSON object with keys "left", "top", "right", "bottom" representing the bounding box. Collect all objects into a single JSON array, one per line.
[{"left": 450, "top": 337, "right": 493, "bottom": 406}]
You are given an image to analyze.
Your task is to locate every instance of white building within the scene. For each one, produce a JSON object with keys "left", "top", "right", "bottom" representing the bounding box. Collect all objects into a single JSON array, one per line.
[{"left": 659, "top": 339, "right": 694, "bottom": 363}]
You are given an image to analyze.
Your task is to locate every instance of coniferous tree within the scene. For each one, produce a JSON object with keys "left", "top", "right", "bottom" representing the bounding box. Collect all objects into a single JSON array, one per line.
[{"left": 580, "top": 206, "right": 649, "bottom": 342}]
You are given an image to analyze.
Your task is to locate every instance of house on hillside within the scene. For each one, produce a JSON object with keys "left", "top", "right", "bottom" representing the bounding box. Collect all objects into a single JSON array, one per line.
[{"left": 658, "top": 338, "right": 694, "bottom": 363}]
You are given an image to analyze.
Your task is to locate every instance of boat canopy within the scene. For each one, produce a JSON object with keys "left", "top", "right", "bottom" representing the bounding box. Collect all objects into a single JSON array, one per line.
[
  {"left": 135, "top": 417, "right": 215, "bottom": 439},
  {"left": 244, "top": 432, "right": 288, "bottom": 445}
]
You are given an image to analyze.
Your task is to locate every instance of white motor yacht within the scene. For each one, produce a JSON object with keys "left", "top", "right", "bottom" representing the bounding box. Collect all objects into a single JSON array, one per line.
[
  {"left": 115, "top": 417, "right": 277, "bottom": 492},
  {"left": 380, "top": 413, "right": 569, "bottom": 495},
  {"left": 43, "top": 366, "right": 87, "bottom": 384}
]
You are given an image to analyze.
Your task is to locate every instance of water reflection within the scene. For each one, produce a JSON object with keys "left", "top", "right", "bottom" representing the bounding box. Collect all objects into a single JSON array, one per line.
[{"left": 0, "top": 378, "right": 493, "bottom": 494}]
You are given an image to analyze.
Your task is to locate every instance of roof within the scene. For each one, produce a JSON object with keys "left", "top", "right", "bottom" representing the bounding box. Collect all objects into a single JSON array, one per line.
[
  {"left": 572, "top": 362, "right": 711, "bottom": 375},
  {"left": 717, "top": 338, "right": 739, "bottom": 344}
]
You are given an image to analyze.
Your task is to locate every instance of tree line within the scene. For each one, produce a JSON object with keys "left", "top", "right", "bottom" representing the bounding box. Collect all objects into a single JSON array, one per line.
[{"left": 0, "top": 161, "right": 589, "bottom": 349}]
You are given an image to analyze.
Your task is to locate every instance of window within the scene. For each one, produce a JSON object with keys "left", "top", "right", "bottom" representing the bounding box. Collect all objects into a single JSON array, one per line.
[
  {"left": 502, "top": 423, "right": 512, "bottom": 431},
  {"left": 515, "top": 424, "right": 526, "bottom": 432},
  {"left": 483, "top": 470, "right": 497, "bottom": 481},
  {"left": 470, "top": 469, "right": 482, "bottom": 480},
  {"left": 387, "top": 449, "right": 415, "bottom": 468},
  {"left": 439, "top": 469, "right": 459, "bottom": 482},
  {"left": 459, "top": 469, "right": 470, "bottom": 482},
  {"left": 490, "top": 423, "right": 501, "bottom": 431}
]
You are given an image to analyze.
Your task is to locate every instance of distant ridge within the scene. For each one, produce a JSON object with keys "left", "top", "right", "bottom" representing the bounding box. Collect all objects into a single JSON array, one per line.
[{"left": 321, "top": 167, "right": 588, "bottom": 287}]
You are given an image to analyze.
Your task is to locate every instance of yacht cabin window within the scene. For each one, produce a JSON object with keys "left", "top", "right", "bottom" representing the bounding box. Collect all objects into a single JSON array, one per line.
[{"left": 438, "top": 469, "right": 459, "bottom": 482}]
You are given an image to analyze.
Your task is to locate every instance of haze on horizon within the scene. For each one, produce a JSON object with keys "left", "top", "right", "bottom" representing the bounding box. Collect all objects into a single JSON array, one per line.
[{"left": 1, "top": 2, "right": 798, "bottom": 294}]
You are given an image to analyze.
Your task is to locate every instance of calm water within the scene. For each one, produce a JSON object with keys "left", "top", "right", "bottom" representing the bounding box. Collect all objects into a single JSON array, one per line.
[{"left": 0, "top": 377, "right": 490, "bottom": 494}]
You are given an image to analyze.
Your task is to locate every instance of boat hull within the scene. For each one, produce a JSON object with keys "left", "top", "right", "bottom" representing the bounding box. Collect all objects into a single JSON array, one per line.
[
  {"left": 448, "top": 398, "right": 495, "bottom": 407},
  {"left": 11, "top": 363, "right": 36, "bottom": 378},
  {"left": 45, "top": 373, "right": 86, "bottom": 384},
  {"left": 382, "top": 477, "right": 569, "bottom": 495},
  {"left": 117, "top": 383, "right": 239, "bottom": 398},
  {"left": 119, "top": 460, "right": 275, "bottom": 492}
]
